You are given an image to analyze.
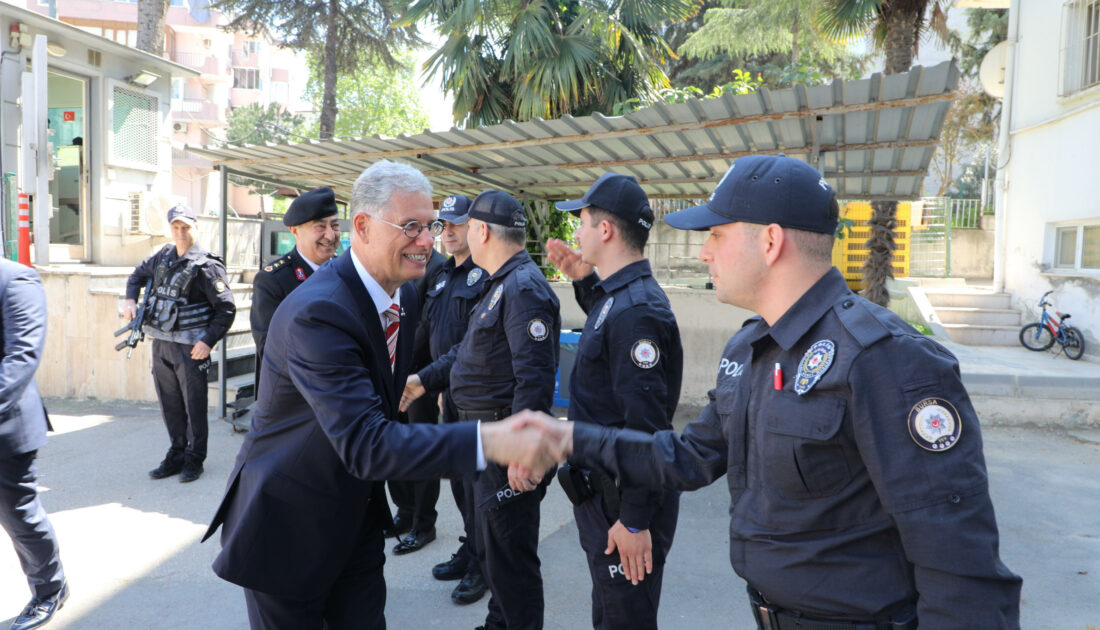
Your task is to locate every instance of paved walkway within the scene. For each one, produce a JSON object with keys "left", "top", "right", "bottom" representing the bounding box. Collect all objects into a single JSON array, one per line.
[{"left": 1, "top": 340, "right": 1098, "bottom": 630}]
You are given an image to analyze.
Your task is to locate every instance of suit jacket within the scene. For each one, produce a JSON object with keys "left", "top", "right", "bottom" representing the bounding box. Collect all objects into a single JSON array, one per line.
[
  {"left": 0, "top": 260, "right": 50, "bottom": 459},
  {"left": 203, "top": 250, "right": 478, "bottom": 599},
  {"left": 249, "top": 248, "right": 316, "bottom": 391}
]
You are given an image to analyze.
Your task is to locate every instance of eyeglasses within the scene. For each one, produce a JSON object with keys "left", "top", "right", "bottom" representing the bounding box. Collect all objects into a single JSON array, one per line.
[{"left": 376, "top": 217, "right": 445, "bottom": 239}]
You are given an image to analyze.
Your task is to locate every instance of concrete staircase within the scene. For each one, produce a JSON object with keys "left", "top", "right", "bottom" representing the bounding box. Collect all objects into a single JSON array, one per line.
[{"left": 922, "top": 284, "right": 1023, "bottom": 346}]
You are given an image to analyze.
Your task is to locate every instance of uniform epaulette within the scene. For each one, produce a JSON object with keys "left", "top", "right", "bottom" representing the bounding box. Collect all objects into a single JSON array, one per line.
[
  {"left": 262, "top": 254, "right": 293, "bottom": 274},
  {"left": 624, "top": 280, "right": 646, "bottom": 306},
  {"left": 834, "top": 296, "right": 891, "bottom": 349}
]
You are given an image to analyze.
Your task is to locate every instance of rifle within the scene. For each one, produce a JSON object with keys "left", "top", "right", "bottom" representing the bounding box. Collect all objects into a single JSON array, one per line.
[{"left": 114, "top": 278, "right": 154, "bottom": 358}]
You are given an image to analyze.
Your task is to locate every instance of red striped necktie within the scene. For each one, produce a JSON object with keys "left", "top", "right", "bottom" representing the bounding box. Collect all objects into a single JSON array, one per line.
[{"left": 384, "top": 303, "right": 400, "bottom": 369}]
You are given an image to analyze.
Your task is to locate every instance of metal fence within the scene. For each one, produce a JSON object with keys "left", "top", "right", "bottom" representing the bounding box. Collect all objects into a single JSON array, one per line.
[{"left": 908, "top": 197, "right": 985, "bottom": 278}]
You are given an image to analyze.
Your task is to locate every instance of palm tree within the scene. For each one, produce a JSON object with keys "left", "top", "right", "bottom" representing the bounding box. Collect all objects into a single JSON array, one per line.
[
  {"left": 817, "top": 0, "right": 950, "bottom": 306},
  {"left": 403, "top": 0, "right": 697, "bottom": 127}
]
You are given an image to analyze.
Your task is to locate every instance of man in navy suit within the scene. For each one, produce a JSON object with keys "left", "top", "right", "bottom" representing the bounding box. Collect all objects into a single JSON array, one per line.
[
  {"left": 0, "top": 259, "right": 68, "bottom": 630},
  {"left": 203, "top": 160, "right": 556, "bottom": 630}
]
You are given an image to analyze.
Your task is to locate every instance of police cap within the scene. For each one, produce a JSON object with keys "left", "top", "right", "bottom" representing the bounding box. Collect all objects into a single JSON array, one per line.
[
  {"left": 283, "top": 187, "right": 339, "bottom": 227},
  {"left": 665, "top": 155, "right": 838, "bottom": 234},
  {"left": 439, "top": 195, "right": 472, "bottom": 225},
  {"left": 555, "top": 173, "right": 654, "bottom": 230},
  {"left": 468, "top": 190, "right": 527, "bottom": 228},
  {"left": 166, "top": 204, "right": 197, "bottom": 226}
]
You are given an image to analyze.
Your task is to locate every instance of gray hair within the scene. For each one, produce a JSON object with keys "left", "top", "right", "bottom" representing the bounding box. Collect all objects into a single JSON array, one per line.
[
  {"left": 349, "top": 160, "right": 433, "bottom": 218},
  {"left": 486, "top": 222, "right": 526, "bottom": 246}
]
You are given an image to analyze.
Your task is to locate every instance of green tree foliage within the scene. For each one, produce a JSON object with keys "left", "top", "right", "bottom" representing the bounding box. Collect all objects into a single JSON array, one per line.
[
  {"left": 209, "top": 0, "right": 419, "bottom": 139},
  {"left": 222, "top": 103, "right": 307, "bottom": 193},
  {"left": 816, "top": 0, "right": 951, "bottom": 307},
  {"left": 304, "top": 50, "right": 430, "bottom": 138},
  {"left": 402, "top": 0, "right": 698, "bottom": 126}
]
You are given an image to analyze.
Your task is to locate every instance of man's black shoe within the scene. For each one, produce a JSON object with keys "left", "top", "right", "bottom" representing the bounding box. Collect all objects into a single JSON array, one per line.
[
  {"left": 179, "top": 462, "right": 204, "bottom": 483},
  {"left": 148, "top": 458, "right": 183, "bottom": 480},
  {"left": 432, "top": 550, "right": 467, "bottom": 581},
  {"left": 11, "top": 581, "right": 68, "bottom": 630},
  {"left": 382, "top": 514, "right": 413, "bottom": 539},
  {"left": 452, "top": 571, "right": 487, "bottom": 605},
  {"left": 393, "top": 527, "right": 436, "bottom": 555}
]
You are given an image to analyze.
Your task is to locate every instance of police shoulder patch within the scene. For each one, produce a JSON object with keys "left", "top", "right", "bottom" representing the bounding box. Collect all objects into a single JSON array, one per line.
[
  {"left": 908, "top": 397, "right": 961, "bottom": 452},
  {"left": 215, "top": 279, "right": 228, "bottom": 294},
  {"left": 594, "top": 297, "right": 614, "bottom": 330},
  {"left": 631, "top": 339, "right": 659, "bottom": 369},
  {"left": 467, "top": 268, "right": 483, "bottom": 286},
  {"left": 527, "top": 318, "right": 549, "bottom": 341},
  {"left": 794, "top": 339, "right": 835, "bottom": 395}
]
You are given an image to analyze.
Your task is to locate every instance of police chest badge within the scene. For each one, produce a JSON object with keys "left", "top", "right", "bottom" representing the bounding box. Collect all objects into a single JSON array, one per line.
[
  {"left": 487, "top": 284, "right": 504, "bottom": 311},
  {"left": 631, "top": 339, "right": 659, "bottom": 369},
  {"left": 467, "top": 268, "right": 483, "bottom": 286},
  {"left": 794, "top": 339, "right": 835, "bottom": 395},
  {"left": 594, "top": 297, "right": 614, "bottom": 330},
  {"left": 527, "top": 319, "right": 549, "bottom": 341},
  {"left": 294, "top": 267, "right": 306, "bottom": 281},
  {"left": 908, "top": 398, "right": 961, "bottom": 452}
]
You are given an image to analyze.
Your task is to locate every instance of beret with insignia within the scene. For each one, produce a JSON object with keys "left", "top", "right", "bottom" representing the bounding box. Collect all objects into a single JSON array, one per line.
[{"left": 283, "top": 187, "right": 339, "bottom": 227}]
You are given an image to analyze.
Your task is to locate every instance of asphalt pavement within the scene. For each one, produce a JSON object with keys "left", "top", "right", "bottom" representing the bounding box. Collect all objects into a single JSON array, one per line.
[{"left": 1, "top": 342, "right": 1099, "bottom": 630}]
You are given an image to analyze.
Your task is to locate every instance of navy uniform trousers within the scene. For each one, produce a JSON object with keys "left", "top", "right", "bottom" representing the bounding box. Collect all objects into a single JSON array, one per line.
[
  {"left": 0, "top": 451, "right": 64, "bottom": 600},
  {"left": 151, "top": 339, "right": 210, "bottom": 465}
]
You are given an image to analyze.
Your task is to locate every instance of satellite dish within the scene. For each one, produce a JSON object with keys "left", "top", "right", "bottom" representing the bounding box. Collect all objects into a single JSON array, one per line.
[{"left": 979, "top": 41, "right": 1009, "bottom": 98}]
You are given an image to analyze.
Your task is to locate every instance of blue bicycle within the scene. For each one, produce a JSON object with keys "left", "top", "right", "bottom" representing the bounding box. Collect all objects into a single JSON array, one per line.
[{"left": 1019, "top": 290, "right": 1086, "bottom": 360}]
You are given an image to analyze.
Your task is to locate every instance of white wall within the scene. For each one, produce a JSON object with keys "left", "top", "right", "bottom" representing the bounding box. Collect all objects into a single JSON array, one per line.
[{"left": 998, "top": 0, "right": 1100, "bottom": 356}]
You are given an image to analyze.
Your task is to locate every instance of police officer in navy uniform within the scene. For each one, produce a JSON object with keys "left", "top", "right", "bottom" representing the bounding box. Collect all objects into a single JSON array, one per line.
[
  {"left": 124, "top": 204, "right": 236, "bottom": 483},
  {"left": 422, "top": 195, "right": 490, "bottom": 605},
  {"left": 386, "top": 242, "right": 447, "bottom": 553},
  {"left": 508, "top": 155, "right": 1022, "bottom": 629},
  {"left": 403, "top": 190, "right": 561, "bottom": 630},
  {"left": 250, "top": 187, "right": 340, "bottom": 397},
  {"left": 546, "top": 173, "right": 683, "bottom": 630}
]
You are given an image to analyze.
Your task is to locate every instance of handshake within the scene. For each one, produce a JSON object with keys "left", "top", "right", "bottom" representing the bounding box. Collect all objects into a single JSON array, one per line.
[{"left": 402, "top": 375, "right": 574, "bottom": 488}]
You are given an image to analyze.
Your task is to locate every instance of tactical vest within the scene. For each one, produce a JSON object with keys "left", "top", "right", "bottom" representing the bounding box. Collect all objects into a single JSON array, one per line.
[{"left": 142, "top": 250, "right": 214, "bottom": 344}]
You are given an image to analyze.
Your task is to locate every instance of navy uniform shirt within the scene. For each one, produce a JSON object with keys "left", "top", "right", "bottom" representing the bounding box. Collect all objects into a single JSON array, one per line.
[
  {"left": 419, "top": 249, "right": 560, "bottom": 415},
  {"left": 125, "top": 243, "right": 236, "bottom": 348},
  {"left": 423, "top": 255, "right": 487, "bottom": 364},
  {"left": 569, "top": 260, "right": 682, "bottom": 529},
  {"left": 250, "top": 249, "right": 317, "bottom": 384},
  {"left": 571, "top": 268, "right": 1021, "bottom": 626}
]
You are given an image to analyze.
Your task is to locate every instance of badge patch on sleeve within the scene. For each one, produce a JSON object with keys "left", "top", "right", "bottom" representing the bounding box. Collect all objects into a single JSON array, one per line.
[
  {"left": 527, "top": 319, "right": 549, "bottom": 341},
  {"left": 215, "top": 280, "right": 228, "bottom": 294},
  {"left": 631, "top": 339, "right": 659, "bottom": 369},
  {"left": 467, "top": 268, "right": 483, "bottom": 286},
  {"left": 795, "top": 339, "right": 835, "bottom": 395},
  {"left": 488, "top": 284, "right": 504, "bottom": 311},
  {"left": 594, "top": 297, "right": 614, "bottom": 330},
  {"left": 908, "top": 398, "right": 961, "bottom": 452}
]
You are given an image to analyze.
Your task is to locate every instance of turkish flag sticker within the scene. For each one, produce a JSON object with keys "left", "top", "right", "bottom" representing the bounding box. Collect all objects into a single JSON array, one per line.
[{"left": 63, "top": 111, "right": 75, "bottom": 121}]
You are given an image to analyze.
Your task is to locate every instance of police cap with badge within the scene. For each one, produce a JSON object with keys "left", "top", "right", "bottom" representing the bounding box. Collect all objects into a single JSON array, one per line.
[
  {"left": 469, "top": 190, "right": 527, "bottom": 228},
  {"left": 283, "top": 186, "right": 339, "bottom": 227},
  {"left": 439, "top": 195, "right": 473, "bottom": 225},
  {"left": 663, "top": 154, "right": 838, "bottom": 234},
  {"left": 167, "top": 203, "right": 198, "bottom": 226},
  {"left": 555, "top": 172, "right": 654, "bottom": 230}
]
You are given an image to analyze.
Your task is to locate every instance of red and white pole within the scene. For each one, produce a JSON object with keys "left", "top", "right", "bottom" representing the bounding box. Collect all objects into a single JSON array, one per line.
[{"left": 16, "top": 192, "right": 31, "bottom": 266}]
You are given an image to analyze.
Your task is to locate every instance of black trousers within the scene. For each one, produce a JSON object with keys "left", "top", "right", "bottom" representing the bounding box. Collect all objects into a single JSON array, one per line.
[
  {"left": 243, "top": 514, "right": 387, "bottom": 629},
  {"left": 387, "top": 395, "right": 440, "bottom": 532},
  {"left": 0, "top": 451, "right": 65, "bottom": 600},
  {"left": 475, "top": 462, "right": 547, "bottom": 630},
  {"left": 151, "top": 339, "right": 209, "bottom": 464},
  {"left": 574, "top": 490, "right": 680, "bottom": 630},
  {"left": 449, "top": 472, "right": 481, "bottom": 575}
]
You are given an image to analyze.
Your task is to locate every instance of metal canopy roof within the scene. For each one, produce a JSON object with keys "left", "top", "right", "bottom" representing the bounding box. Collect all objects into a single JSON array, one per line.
[{"left": 187, "top": 61, "right": 959, "bottom": 203}]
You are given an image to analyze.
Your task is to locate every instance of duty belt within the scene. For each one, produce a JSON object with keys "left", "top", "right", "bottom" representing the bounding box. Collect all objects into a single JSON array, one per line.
[
  {"left": 454, "top": 407, "right": 511, "bottom": 422},
  {"left": 748, "top": 587, "right": 917, "bottom": 630}
]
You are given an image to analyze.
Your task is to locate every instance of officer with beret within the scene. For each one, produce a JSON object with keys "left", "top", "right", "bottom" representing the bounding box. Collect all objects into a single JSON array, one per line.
[
  {"left": 545, "top": 173, "right": 683, "bottom": 630},
  {"left": 507, "top": 155, "right": 1022, "bottom": 629},
  {"left": 250, "top": 187, "right": 340, "bottom": 397},
  {"left": 124, "top": 204, "right": 236, "bottom": 483},
  {"left": 403, "top": 190, "right": 561, "bottom": 630},
  {"left": 421, "top": 195, "right": 490, "bottom": 604}
]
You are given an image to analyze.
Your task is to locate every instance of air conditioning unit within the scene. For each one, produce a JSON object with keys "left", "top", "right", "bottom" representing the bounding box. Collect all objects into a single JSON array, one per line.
[
  {"left": 126, "top": 192, "right": 169, "bottom": 236},
  {"left": 172, "top": 121, "right": 189, "bottom": 133}
]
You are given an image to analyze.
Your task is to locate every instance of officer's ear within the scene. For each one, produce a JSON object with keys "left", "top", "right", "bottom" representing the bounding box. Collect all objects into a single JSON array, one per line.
[
  {"left": 353, "top": 213, "right": 370, "bottom": 243},
  {"left": 760, "top": 223, "right": 786, "bottom": 267}
]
